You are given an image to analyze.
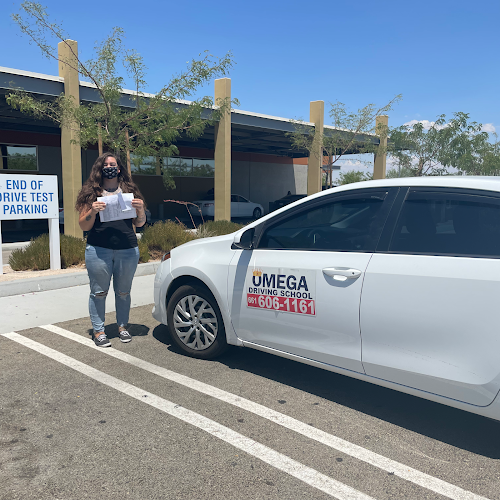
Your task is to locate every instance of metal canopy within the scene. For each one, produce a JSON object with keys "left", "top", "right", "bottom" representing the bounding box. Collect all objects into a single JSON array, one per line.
[{"left": 0, "top": 67, "right": 380, "bottom": 157}]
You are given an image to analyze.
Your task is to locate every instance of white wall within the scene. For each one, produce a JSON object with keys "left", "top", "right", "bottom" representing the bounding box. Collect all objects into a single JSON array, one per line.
[{"left": 231, "top": 160, "right": 307, "bottom": 214}]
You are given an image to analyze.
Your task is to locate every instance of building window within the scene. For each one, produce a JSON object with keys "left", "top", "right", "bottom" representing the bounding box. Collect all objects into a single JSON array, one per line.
[
  {"left": 167, "top": 157, "right": 214, "bottom": 177},
  {"left": 130, "top": 155, "right": 158, "bottom": 175},
  {"left": 130, "top": 155, "right": 214, "bottom": 178},
  {"left": 0, "top": 145, "right": 38, "bottom": 171}
]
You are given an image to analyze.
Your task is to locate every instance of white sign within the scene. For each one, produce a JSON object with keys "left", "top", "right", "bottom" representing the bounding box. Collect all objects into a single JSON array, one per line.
[
  {"left": 246, "top": 267, "right": 316, "bottom": 316},
  {"left": 0, "top": 174, "right": 61, "bottom": 274},
  {"left": 97, "top": 192, "right": 137, "bottom": 223},
  {"left": 0, "top": 174, "right": 59, "bottom": 220}
]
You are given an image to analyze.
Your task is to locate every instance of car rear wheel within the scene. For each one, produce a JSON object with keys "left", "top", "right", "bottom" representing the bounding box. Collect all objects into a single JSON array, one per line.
[
  {"left": 253, "top": 207, "right": 262, "bottom": 218},
  {"left": 167, "top": 284, "right": 228, "bottom": 359}
]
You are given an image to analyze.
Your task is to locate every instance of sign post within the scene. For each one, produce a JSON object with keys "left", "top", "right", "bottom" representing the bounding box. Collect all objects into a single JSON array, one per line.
[{"left": 0, "top": 174, "right": 61, "bottom": 274}]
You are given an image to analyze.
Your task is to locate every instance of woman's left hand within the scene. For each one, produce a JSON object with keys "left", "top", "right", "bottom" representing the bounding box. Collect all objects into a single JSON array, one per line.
[{"left": 132, "top": 198, "right": 144, "bottom": 212}]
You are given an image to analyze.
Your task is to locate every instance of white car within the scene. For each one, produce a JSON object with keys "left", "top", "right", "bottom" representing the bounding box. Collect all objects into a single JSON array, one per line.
[
  {"left": 188, "top": 194, "right": 264, "bottom": 219},
  {"left": 153, "top": 177, "right": 500, "bottom": 421}
]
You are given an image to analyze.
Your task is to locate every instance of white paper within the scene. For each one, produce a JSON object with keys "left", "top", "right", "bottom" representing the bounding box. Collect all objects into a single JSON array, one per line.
[{"left": 98, "top": 193, "right": 137, "bottom": 222}]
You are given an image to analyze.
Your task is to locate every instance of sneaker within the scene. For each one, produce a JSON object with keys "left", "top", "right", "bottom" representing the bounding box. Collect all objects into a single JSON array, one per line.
[
  {"left": 93, "top": 333, "right": 111, "bottom": 347},
  {"left": 118, "top": 330, "right": 132, "bottom": 343}
]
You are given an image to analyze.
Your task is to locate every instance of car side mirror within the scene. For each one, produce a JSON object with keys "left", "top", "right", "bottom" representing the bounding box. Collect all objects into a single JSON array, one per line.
[{"left": 232, "top": 228, "right": 255, "bottom": 250}]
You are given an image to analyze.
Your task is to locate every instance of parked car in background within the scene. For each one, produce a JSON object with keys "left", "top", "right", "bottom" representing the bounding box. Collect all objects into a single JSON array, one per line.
[
  {"left": 153, "top": 176, "right": 500, "bottom": 422},
  {"left": 189, "top": 193, "right": 264, "bottom": 219},
  {"left": 269, "top": 192, "right": 307, "bottom": 213}
]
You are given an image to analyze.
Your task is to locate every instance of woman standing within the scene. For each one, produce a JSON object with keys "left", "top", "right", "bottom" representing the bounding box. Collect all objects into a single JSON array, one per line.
[{"left": 76, "top": 152, "right": 147, "bottom": 347}]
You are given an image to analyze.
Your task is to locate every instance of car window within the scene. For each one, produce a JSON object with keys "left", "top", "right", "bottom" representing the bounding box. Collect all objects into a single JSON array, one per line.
[
  {"left": 389, "top": 190, "right": 500, "bottom": 257},
  {"left": 231, "top": 195, "right": 238, "bottom": 202},
  {"left": 239, "top": 196, "right": 249, "bottom": 202},
  {"left": 258, "top": 193, "right": 387, "bottom": 251}
]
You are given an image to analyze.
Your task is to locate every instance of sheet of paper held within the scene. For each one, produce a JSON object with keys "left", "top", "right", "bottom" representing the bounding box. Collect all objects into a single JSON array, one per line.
[{"left": 97, "top": 192, "right": 137, "bottom": 223}]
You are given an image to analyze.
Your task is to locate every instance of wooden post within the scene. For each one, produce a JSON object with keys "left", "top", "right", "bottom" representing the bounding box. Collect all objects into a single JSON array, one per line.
[
  {"left": 58, "top": 39, "right": 83, "bottom": 238},
  {"left": 374, "top": 115, "right": 388, "bottom": 180},
  {"left": 308, "top": 100, "right": 324, "bottom": 195},
  {"left": 214, "top": 78, "right": 231, "bottom": 221}
]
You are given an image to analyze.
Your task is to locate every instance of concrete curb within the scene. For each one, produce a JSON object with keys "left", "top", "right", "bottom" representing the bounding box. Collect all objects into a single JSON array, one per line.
[{"left": 0, "top": 261, "right": 160, "bottom": 298}]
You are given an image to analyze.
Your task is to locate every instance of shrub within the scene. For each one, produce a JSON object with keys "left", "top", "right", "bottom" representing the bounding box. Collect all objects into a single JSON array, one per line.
[
  {"left": 197, "top": 220, "right": 245, "bottom": 236},
  {"left": 9, "top": 233, "right": 86, "bottom": 271},
  {"left": 338, "top": 170, "right": 373, "bottom": 185},
  {"left": 138, "top": 239, "right": 150, "bottom": 263},
  {"left": 140, "top": 220, "right": 196, "bottom": 260},
  {"left": 60, "top": 234, "right": 86, "bottom": 267}
]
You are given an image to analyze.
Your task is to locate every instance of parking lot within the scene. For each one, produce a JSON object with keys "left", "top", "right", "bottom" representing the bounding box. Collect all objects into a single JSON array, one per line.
[{"left": 2, "top": 303, "right": 500, "bottom": 500}]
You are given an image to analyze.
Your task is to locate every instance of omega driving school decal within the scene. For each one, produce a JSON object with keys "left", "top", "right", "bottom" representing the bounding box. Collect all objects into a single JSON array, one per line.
[{"left": 246, "top": 268, "right": 316, "bottom": 316}]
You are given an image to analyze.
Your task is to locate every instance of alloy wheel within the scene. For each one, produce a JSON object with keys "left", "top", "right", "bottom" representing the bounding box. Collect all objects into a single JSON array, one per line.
[{"left": 172, "top": 294, "right": 218, "bottom": 350}]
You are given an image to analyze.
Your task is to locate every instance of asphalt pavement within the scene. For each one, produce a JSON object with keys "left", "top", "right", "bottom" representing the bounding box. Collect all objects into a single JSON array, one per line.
[{"left": 2, "top": 294, "right": 500, "bottom": 499}]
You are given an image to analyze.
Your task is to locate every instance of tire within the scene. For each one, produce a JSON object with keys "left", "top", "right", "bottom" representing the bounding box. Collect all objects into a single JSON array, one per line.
[
  {"left": 166, "top": 284, "right": 228, "bottom": 359},
  {"left": 253, "top": 207, "right": 262, "bottom": 219}
]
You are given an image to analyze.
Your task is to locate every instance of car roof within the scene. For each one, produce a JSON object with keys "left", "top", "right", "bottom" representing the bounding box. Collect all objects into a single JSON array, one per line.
[{"left": 317, "top": 176, "right": 500, "bottom": 198}]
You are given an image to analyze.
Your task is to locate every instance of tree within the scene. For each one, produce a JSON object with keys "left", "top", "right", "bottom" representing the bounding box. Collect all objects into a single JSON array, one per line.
[
  {"left": 7, "top": 2, "right": 237, "bottom": 189},
  {"left": 338, "top": 170, "right": 373, "bottom": 185},
  {"left": 286, "top": 96, "right": 401, "bottom": 188},
  {"left": 387, "top": 112, "right": 500, "bottom": 176}
]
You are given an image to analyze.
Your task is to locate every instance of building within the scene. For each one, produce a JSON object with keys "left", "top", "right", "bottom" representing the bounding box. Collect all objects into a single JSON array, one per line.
[{"left": 0, "top": 41, "right": 388, "bottom": 240}]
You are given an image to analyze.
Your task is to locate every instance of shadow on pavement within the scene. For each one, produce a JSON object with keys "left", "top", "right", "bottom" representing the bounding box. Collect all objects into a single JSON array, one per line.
[
  {"left": 88, "top": 323, "right": 150, "bottom": 339},
  {"left": 152, "top": 322, "right": 500, "bottom": 458}
]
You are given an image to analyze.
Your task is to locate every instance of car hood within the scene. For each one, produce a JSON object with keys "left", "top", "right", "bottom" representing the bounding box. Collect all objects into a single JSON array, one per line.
[{"left": 171, "top": 231, "right": 235, "bottom": 255}]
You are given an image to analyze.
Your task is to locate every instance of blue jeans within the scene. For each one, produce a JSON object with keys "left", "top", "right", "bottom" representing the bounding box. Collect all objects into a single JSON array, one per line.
[{"left": 85, "top": 245, "right": 140, "bottom": 334}]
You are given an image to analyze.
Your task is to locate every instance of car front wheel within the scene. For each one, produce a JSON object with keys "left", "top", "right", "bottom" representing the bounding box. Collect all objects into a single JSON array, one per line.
[
  {"left": 166, "top": 284, "right": 228, "bottom": 359},
  {"left": 253, "top": 207, "right": 262, "bottom": 218}
]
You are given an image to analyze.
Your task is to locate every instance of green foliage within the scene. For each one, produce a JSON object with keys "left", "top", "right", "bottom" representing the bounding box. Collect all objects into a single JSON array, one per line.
[
  {"left": 138, "top": 239, "right": 150, "bottom": 263},
  {"left": 140, "top": 220, "right": 196, "bottom": 259},
  {"left": 197, "top": 220, "right": 245, "bottom": 236},
  {"left": 338, "top": 170, "right": 373, "bottom": 185},
  {"left": 9, "top": 233, "right": 86, "bottom": 271},
  {"left": 385, "top": 166, "right": 416, "bottom": 178},
  {"left": 286, "top": 96, "right": 401, "bottom": 188},
  {"left": 139, "top": 219, "right": 246, "bottom": 260},
  {"left": 3, "top": 153, "right": 37, "bottom": 170},
  {"left": 388, "top": 113, "right": 500, "bottom": 176},
  {"left": 8, "top": 2, "right": 238, "bottom": 190}
]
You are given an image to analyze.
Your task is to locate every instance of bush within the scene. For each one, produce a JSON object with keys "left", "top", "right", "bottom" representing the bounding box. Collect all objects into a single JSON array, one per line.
[
  {"left": 138, "top": 239, "right": 150, "bottom": 263},
  {"left": 338, "top": 170, "right": 373, "bottom": 185},
  {"left": 197, "top": 220, "right": 245, "bottom": 236},
  {"left": 140, "top": 220, "right": 196, "bottom": 260},
  {"left": 9, "top": 233, "right": 86, "bottom": 271}
]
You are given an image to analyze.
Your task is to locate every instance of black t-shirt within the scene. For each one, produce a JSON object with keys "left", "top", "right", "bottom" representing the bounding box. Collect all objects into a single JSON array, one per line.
[{"left": 87, "top": 217, "right": 138, "bottom": 249}]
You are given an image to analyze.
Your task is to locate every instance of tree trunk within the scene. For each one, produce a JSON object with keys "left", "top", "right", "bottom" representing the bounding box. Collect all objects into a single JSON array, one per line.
[
  {"left": 125, "top": 128, "right": 131, "bottom": 175},
  {"left": 416, "top": 159, "right": 424, "bottom": 176},
  {"left": 97, "top": 122, "right": 103, "bottom": 155}
]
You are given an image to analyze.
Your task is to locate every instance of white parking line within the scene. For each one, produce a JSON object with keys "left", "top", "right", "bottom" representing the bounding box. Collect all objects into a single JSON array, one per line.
[
  {"left": 39, "top": 324, "right": 490, "bottom": 500},
  {"left": 2, "top": 331, "right": 374, "bottom": 500}
]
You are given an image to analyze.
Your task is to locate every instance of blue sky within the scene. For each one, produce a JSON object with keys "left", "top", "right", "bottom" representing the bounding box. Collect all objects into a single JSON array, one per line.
[{"left": 2, "top": 0, "right": 499, "bottom": 137}]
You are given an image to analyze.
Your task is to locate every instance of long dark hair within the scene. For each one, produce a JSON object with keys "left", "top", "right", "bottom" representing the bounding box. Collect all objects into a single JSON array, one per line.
[{"left": 75, "top": 152, "right": 146, "bottom": 212}]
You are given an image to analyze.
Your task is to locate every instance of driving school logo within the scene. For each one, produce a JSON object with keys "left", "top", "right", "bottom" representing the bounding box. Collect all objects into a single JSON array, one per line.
[
  {"left": 250, "top": 271, "right": 310, "bottom": 296},
  {"left": 246, "top": 267, "right": 316, "bottom": 315}
]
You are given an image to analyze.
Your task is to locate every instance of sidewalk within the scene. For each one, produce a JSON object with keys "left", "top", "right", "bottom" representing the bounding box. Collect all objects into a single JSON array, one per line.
[
  {"left": 0, "top": 273, "right": 156, "bottom": 334},
  {"left": 0, "top": 261, "right": 160, "bottom": 297},
  {"left": 0, "top": 257, "right": 161, "bottom": 334}
]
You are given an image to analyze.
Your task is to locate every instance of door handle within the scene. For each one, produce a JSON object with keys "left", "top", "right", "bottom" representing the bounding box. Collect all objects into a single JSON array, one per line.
[{"left": 322, "top": 267, "right": 362, "bottom": 280}]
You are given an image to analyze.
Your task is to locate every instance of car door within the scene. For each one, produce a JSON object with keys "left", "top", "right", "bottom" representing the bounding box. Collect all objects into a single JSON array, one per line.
[
  {"left": 228, "top": 188, "right": 396, "bottom": 373},
  {"left": 237, "top": 195, "right": 252, "bottom": 217},
  {"left": 360, "top": 188, "right": 500, "bottom": 406},
  {"left": 231, "top": 194, "right": 240, "bottom": 217}
]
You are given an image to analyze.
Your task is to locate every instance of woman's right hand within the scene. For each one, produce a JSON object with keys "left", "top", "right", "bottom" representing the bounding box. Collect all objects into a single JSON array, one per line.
[{"left": 91, "top": 201, "right": 106, "bottom": 214}]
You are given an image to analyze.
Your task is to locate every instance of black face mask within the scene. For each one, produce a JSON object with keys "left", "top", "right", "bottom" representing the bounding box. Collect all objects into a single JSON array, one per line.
[{"left": 102, "top": 167, "right": 118, "bottom": 179}]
